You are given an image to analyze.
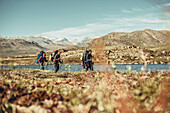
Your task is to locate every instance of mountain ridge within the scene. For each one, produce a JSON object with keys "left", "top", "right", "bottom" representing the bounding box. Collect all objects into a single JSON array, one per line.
[{"left": 88, "top": 29, "right": 170, "bottom": 51}]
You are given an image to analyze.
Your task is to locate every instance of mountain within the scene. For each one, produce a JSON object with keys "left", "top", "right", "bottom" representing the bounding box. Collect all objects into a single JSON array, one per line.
[
  {"left": 0, "top": 36, "right": 46, "bottom": 57},
  {"left": 52, "top": 38, "right": 73, "bottom": 46},
  {"left": 0, "top": 35, "right": 66, "bottom": 57},
  {"left": 71, "top": 39, "right": 81, "bottom": 46},
  {"left": 70, "top": 37, "right": 95, "bottom": 46},
  {"left": 9, "top": 36, "right": 55, "bottom": 48},
  {"left": 88, "top": 29, "right": 170, "bottom": 51},
  {"left": 77, "top": 36, "right": 95, "bottom": 46}
]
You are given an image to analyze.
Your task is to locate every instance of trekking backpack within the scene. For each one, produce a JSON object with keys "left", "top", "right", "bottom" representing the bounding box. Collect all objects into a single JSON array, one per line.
[
  {"left": 36, "top": 54, "right": 41, "bottom": 63},
  {"left": 83, "top": 50, "right": 89, "bottom": 62},
  {"left": 50, "top": 54, "right": 53, "bottom": 62},
  {"left": 51, "top": 50, "right": 58, "bottom": 62},
  {"left": 36, "top": 51, "right": 44, "bottom": 63}
]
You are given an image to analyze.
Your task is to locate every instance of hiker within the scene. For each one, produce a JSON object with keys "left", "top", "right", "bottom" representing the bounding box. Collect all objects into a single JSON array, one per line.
[
  {"left": 82, "top": 49, "right": 89, "bottom": 69},
  {"left": 49, "top": 50, "right": 58, "bottom": 65},
  {"left": 106, "top": 50, "right": 112, "bottom": 64},
  {"left": 85, "top": 50, "right": 94, "bottom": 71},
  {"left": 51, "top": 50, "right": 58, "bottom": 62},
  {"left": 53, "top": 50, "right": 62, "bottom": 73},
  {"left": 37, "top": 51, "right": 48, "bottom": 70}
]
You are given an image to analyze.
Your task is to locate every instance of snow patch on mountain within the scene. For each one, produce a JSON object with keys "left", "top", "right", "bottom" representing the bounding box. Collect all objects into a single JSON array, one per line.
[{"left": 52, "top": 38, "right": 73, "bottom": 46}]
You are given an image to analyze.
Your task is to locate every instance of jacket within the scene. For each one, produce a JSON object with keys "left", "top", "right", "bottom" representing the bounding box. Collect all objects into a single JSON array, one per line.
[{"left": 86, "top": 53, "right": 92, "bottom": 62}]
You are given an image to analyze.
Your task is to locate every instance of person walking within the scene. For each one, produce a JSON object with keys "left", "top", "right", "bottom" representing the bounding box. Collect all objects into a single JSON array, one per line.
[
  {"left": 38, "top": 51, "right": 48, "bottom": 70},
  {"left": 82, "top": 48, "right": 89, "bottom": 69},
  {"left": 53, "top": 50, "right": 62, "bottom": 73},
  {"left": 85, "top": 50, "right": 93, "bottom": 71}
]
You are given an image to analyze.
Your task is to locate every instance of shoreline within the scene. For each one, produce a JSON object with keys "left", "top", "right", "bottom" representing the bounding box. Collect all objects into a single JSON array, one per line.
[{"left": 0, "top": 62, "right": 170, "bottom": 65}]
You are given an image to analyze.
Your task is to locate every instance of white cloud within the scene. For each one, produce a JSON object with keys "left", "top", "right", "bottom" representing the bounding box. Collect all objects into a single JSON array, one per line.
[
  {"left": 42, "top": 23, "right": 113, "bottom": 41},
  {"left": 132, "top": 8, "right": 143, "bottom": 11},
  {"left": 121, "top": 9, "right": 133, "bottom": 13},
  {"left": 163, "top": 3, "right": 170, "bottom": 6},
  {"left": 122, "top": 5, "right": 160, "bottom": 14},
  {"left": 42, "top": 7, "right": 170, "bottom": 41}
]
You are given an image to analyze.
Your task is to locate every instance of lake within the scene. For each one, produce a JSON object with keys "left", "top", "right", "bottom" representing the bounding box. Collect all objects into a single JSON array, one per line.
[{"left": 0, "top": 64, "right": 169, "bottom": 72}]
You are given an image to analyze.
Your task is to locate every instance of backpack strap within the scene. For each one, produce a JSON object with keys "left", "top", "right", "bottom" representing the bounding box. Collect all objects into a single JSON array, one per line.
[{"left": 53, "top": 54, "right": 57, "bottom": 62}]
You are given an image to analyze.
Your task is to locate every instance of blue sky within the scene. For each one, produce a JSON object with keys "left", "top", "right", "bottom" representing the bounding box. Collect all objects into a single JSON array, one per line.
[{"left": 0, "top": 0, "right": 170, "bottom": 40}]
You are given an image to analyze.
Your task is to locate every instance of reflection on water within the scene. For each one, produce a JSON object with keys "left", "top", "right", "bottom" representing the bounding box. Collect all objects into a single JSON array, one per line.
[{"left": 0, "top": 64, "right": 169, "bottom": 72}]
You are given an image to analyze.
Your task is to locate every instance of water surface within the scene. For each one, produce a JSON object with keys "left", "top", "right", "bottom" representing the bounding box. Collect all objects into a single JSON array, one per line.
[{"left": 1, "top": 64, "right": 169, "bottom": 72}]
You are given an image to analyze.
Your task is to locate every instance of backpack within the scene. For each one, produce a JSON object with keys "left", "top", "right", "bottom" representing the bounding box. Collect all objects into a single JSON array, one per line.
[
  {"left": 36, "top": 54, "right": 41, "bottom": 63},
  {"left": 50, "top": 54, "right": 53, "bottom": 62},
  {"left": 51, "top": 50, "right": 58, "bottom": 62},
  {"left": 36, "top": 51, "right": 44, "bottom": 63},
  {"left": 83, "top": 50, "right": 89, "bottom": 62}
]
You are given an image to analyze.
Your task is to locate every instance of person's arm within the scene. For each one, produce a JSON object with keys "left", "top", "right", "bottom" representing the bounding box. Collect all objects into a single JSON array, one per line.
[{"left": 38, "top": 56, "right": 42, "bottom": 63}]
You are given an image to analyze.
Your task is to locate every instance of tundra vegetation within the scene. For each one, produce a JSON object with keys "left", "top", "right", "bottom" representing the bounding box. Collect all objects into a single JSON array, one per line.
[{"left": 0, "top": 67, "right": 169, "bottom": 113}]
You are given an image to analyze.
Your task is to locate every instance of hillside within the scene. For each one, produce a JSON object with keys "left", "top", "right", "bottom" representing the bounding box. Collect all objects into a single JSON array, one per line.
[
  {"left": 0, "top": 37, "right": 46, "bottom": 57},
  {"left": 88, "top": 29, "right": 170, "bottom": 51},
  {"left": 86, "top": 29, "right": 170, "bottom": 64},
  {"left": 0, "top": 36, "right": 66, "bottom": 57},
  {"left": 10, "top": 36, "right": 55, "bottom": 48}
]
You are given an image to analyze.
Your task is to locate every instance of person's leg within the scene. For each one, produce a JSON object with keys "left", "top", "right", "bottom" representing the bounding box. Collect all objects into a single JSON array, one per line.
[
  {"left": 91, "top": 63, "right": 94, "bottom": 71},
  {"left": 89, "top": 62, "right": 92, "bottom": 71},
  {"left": 56, "top": 63, "right": 59, "bottom": 72},
  {"left": 83, "top": 61, "right": 85, "bottom": 69},
  {"left": 42, "top": 63, "right": 44, "bottom": 70},
  {"left": 85, "top": 62, "right": 88, "bottom": 72},
  {"left": 40, "top": 63, "right": 42, "bottom": 70},
  {"left": 87, "top": 62, "right": 90, "bottom": 71},
  {"left": 40, "top": 63, "right": 44, "bottom": 70},
  {"left": 54, "top": 63, "right": 57, "bottom": 73}
]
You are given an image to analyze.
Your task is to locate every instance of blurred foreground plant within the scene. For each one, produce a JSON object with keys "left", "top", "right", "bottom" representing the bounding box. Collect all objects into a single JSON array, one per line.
[
  {"left": 0, "top": 68, "right": 169, "bottom": 113},
  {"left": 8, "top": 62, "right": 17, "bottom": 69}
]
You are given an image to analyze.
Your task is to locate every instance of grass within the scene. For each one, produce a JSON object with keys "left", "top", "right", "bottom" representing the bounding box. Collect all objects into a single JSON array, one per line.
[{"left": 0, "top": 68, "right": 169, "bottom": 113}]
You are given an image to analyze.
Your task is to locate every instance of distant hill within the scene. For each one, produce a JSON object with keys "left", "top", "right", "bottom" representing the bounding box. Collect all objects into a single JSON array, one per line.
[
  {"left": 88, "top": 29, "right": 170, "bottom": 51},
  {"left": 9, "top": 36, "right": 55, "bottom": 48},
  {"left": 0, "top": 36, "right": 66, "bottom": 57},
  {"left": 0, "top": 37, "right": 46, "bottom": 57},
  {"left": 84, "top": 29, "right": 170, "bottom": 64}
]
